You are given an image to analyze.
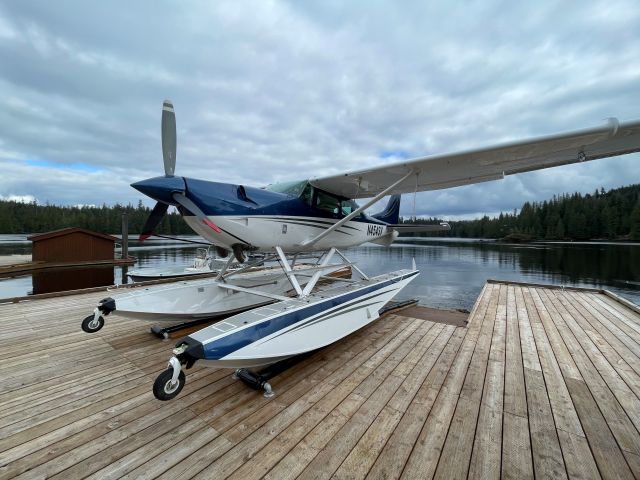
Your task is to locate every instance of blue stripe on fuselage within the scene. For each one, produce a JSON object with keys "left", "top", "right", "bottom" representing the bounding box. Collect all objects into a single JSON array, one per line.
[
  {"left": 196, "top": 270, "right": 419, "bottom": 360},
  {"left": 183, "top": 178, "right": 387, "bottom": 225}
]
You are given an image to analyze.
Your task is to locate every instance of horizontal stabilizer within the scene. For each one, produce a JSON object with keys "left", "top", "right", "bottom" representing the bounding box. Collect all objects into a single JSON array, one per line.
[{"left": 389, "top": 222, "right": 451, "bottom": 233}]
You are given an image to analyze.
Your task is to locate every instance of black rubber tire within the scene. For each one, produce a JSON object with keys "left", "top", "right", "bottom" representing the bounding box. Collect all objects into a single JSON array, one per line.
[
  {"left": 153, "top": 368, "right": 186, "bottom": 401},
  {"left": 81, "top": 314, "right": 104, "bottom": 333}
]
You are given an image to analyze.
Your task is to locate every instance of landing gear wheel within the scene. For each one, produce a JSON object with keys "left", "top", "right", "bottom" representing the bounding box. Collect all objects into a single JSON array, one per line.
[
  {"left": 81, "top": 314, "right": 104, "bottom": 333},
  {"left": 153, "top": 368, "right": 186, "bottom": 401}
]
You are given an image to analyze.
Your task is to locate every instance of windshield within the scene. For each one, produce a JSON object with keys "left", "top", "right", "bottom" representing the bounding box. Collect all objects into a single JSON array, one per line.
[{"left": 265, "top": 180, "right": 309, "bottom": 197}]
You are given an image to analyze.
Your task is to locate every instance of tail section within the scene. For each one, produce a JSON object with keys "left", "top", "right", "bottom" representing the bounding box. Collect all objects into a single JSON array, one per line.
[{"left": 372, "top": 195, "right": 401, "bottom": 224}]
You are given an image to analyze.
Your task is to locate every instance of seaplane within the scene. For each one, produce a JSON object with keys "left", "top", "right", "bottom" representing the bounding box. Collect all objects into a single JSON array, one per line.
[{"left": 96, "top": 100, "right": 640, "bottom": 400}]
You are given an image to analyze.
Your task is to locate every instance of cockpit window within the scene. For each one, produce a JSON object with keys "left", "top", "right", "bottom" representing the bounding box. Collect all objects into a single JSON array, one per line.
[
  {"left": 315, "top": 190, "right": 340, "bottom": 213},
  {"left": 265, "top": 181, "right": 362, "bottom": 217}
]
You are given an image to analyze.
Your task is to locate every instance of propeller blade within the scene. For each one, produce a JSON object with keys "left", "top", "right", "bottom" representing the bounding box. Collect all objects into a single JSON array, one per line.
[
  {"left": 161, "top": 100, "right": 176, "bottom": 176},
  {"left": 172, "top": 193, "right": 222, "bottom": 233},
  {"left": 139, "top": 202, "right": 169, "bottom": 241}
]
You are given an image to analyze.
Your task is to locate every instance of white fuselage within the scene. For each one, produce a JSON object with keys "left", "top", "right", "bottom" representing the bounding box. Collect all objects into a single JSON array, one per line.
[{"left": 184, "top": 215, "right": 395, "bottom": 253}]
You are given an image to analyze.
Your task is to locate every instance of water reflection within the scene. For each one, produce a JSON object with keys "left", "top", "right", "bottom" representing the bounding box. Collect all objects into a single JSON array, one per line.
[
  {"left": 348, "top": 242, "right": 640, "bottom": 310},
  {"left": 32, "top": 266, "right": 114, "bottom": 295}
]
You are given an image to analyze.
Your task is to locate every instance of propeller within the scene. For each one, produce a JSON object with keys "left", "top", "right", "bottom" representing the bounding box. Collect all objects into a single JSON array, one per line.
[
  {"left": 139, "top": 202, "right": 169, "bottom": 241},
  {"left": 137, "top": 100, "right": 223, "bottom": 241},
  {"left": 162, "top": 100, "right": 176, "bottom": 176}
]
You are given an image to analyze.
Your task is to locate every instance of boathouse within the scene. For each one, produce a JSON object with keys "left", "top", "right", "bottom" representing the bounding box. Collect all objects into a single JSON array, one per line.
[{"left": 28, "top": 227, "right": 117, "bottom": 263}]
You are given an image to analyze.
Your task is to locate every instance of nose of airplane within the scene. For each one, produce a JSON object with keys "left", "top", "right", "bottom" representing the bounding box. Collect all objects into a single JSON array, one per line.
[{"left": 131, "top": 175, "right": 186, "bottom": 204}]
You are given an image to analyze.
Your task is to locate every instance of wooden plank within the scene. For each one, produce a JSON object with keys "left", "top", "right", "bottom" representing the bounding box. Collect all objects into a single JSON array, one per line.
[
  {"left": 5, "top": 277, "right": 637, "bottom": 480},
  {"left": 206, "top": 316, "right": 414, "bottom": 436},
  {"left": 399, "top": 282, "right": 497, "bottom": 479},
  {"left": 560, "top": 291, "right": 640, "bottom": 394},
  {"left": 565, "top": 377, "right": 635, "bottom": 480},
  {"left": 432, "top": 283, "right": 501, "bottom": 480},
  {"left": 467, "top": 284, "right": 508, "bottom": 480},
  {"left": 502, "top": 413, "right": 534, "bottom": 480},
  {"left": 503, "top": 285, "right": 527, "bottom": 417},
  {"left": 49, "top": 413, "right": 210, "bottom": 480},
  {"left": 527, "top": 290, "right": 587, "bottom": 434},
  {"left": 115, "top": 426, "right": 231, "bottom": 480},
  {"left": 502, "top": 285, "right": 534, "bottom": 480},
  {"left": 596, "top": 294, "right": 640, "bottom": 332},
  {"left": 244, "top": 324, "right": 450, "bottom": 480},
  {"left": 363, "top": 328, "right": 466, "bottom": 480},
  {"left": 525, "top": 288, "right": 601, "bottom": 479},
  {"left": 536, "top": 289, "right": 640, "bottom": 478},
  {"left": 156, "top": 317, "right": 418, "bottom": 480},
  {"left": 0, "top": 369, "right": 228, "bottom": 478},
  {"left": 556, "top": 291, "right": 640, "bottom": 428},
  {"left": 541, "top": 290, "right": 640, "bottom": 449},
  {"left": 518, "top": 287, "right": 568, "bottom": 479},
  {"left": 331, "top": 326, "right": 454, "bottom": 480},
  {"left": 228, "top": 320, "right": 432, "bottom": 480},
  {"left": 257, "top": 320, "right": 434, "bottom": 480},
  {"left": 576, "top": 292, "right": 640, "bottom": 369}
]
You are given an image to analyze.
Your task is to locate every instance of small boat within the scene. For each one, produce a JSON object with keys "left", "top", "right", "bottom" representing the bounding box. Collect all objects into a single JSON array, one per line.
[
  {"left": 153, "top": 266, "right": 418, "bottom": 399},
  {"left": 126, "top": 246, "right": 238, "bottom": 282},
  {"left": 81, "top": 263, "right": 344, "bottom": 332}
]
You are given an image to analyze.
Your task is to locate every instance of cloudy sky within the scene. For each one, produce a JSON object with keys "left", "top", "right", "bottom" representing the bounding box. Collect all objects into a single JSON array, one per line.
[{"left": 1, "top": 0, "right": 639, "bottom": 219}]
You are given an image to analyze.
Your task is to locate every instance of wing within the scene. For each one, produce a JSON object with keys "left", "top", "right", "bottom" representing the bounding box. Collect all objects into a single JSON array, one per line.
[{"left": 310, "top": 119, "right": 640, "bottom": 199}]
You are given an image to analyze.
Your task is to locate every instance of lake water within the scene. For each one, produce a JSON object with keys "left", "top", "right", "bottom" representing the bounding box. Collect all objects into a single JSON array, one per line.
[{"left": 0, "top": 235, "right": 638, "bottom": 310}]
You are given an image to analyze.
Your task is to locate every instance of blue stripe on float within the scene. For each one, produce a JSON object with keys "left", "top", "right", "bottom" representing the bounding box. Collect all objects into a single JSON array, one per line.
[{"left": 197, "top": 270, "right": 419, "bottom": 360}]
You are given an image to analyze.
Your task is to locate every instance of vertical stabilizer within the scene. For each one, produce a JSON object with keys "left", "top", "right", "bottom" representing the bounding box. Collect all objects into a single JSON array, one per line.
[{"left": 372, "top": 195, "right": 401, "bottom": 224}]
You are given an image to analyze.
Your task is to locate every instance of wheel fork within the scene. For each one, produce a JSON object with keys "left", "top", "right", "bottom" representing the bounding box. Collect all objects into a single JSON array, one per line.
[{"left": 168, "top": 356, "right": 182, "bottom": 385}]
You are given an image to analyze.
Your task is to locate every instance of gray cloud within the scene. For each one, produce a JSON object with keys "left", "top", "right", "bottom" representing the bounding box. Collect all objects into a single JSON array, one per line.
[{"left": 0, "top": 0, "right": 638, "bottom": 219}]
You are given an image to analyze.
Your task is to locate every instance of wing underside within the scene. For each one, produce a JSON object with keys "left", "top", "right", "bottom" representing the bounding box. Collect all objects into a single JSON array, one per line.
[{"left": 309, "top": 119, "right": 640, "bottom": 199}]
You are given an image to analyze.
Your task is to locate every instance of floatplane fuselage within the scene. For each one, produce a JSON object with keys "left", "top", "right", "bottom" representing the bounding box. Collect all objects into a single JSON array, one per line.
[{"left": 132, "top": 175, "right": 404, "bottom": 256}]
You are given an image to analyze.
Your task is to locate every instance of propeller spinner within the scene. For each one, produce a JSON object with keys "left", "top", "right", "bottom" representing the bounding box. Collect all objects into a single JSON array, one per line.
[{"left": 134, "top": 100, "right": 222, "bottom": 241}]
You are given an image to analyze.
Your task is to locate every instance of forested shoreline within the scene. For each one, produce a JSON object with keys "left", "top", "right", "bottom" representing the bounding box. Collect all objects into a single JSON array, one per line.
[
  {"left": 401, "top": 184, "right": 640, "bottom": 241},
  {"left": 1, "top": 184, "right": 639, "bottom": 241}
]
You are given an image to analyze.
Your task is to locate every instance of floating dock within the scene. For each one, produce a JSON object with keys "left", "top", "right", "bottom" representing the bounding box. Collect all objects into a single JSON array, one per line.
[{"left": 0, "top": 281, "right": 639, "bottom": 478}]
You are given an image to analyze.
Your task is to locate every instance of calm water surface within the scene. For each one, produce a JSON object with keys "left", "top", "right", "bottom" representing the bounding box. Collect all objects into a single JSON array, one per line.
[{"left": 0, "top": 235, "right": 638, "bottom": 310}]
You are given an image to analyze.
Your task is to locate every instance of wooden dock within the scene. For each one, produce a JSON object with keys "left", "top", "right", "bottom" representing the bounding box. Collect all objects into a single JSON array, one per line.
[{"left": 0, "top": 281, "right": 639, "bottom": 479}]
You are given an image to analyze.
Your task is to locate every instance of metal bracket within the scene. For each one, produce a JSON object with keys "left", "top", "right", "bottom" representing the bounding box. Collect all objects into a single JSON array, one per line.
[{"left": 168, "top": 356, "right": 182, "bottom": 384}]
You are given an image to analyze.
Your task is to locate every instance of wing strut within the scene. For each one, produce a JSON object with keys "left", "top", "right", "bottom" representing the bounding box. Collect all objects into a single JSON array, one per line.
[{"left": 300, "top": 170, "right": 415, "bottom": 247}]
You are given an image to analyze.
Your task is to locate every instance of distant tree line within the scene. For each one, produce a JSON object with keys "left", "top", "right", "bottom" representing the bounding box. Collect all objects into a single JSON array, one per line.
[
  {"left": 400, "top": 183, "right": 640, "bottom": 241},
  {"left": 1, "top": 183, "right": 639, "bottom": 241},
  {"left": 0, "top": 200, "right": 191, "bottom": 236}
]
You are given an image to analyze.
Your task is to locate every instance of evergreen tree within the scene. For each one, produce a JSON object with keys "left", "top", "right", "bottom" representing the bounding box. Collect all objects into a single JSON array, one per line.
[{"left": 630, "top": 201, "right": 640, "bottom": 241}]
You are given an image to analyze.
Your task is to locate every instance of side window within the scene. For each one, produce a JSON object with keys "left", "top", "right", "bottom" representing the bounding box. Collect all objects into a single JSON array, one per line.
[
  {"left": 301, "top": 184, "right": 313, "bottom": 206},
  {"left": 315, "top": 190, "right": 340, "bottom": 213}
]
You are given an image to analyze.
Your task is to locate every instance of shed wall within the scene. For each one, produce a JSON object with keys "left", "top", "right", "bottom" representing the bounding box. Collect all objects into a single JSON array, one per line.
[{"left": 32, "top": 232, "right": 114, "bottom": 262}]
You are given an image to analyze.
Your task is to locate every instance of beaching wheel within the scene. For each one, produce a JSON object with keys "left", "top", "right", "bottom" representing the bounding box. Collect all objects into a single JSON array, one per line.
[
  {"left": 81, "top": 314, "right": 104, "bottom": 333},
  {"left": 153, "top": 368, "right": 186, "bottom": 401}
]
